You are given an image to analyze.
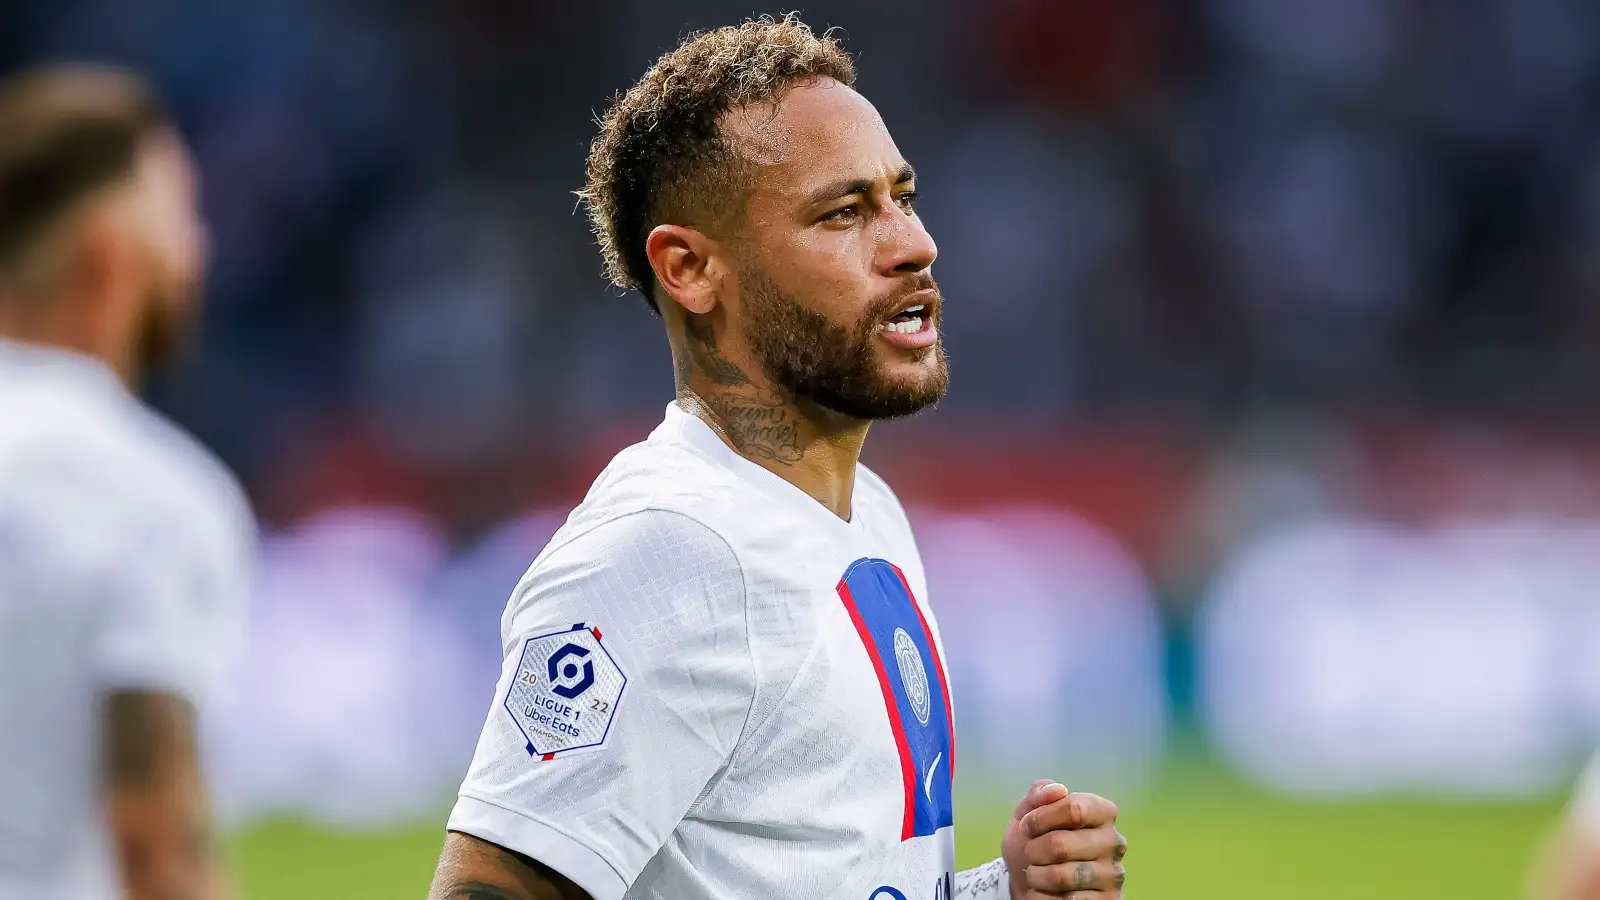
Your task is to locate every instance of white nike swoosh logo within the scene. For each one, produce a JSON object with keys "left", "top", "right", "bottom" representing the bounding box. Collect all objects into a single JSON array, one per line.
[{"left": 924, "top": 752, "right": 943, "bottom": 802}]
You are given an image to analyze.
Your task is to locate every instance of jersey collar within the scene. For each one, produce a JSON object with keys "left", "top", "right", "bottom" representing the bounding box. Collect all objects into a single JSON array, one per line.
[
  {"left": 655, "top": 401, "right": 868, "bottom": 534},
  {"left": 0, "top": 336, "right": 124, "bottom": 396}
]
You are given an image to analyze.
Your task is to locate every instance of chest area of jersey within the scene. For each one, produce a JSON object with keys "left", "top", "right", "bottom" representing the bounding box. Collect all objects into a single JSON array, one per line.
[{"left": 823, "top": 557, "right": 955, "bottom": 840}]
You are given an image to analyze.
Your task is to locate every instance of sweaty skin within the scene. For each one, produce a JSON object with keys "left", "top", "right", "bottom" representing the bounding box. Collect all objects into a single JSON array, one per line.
[
  {"left": 660, "top": 79, "right": 943, "bottom": 522},
  {"left": 430, "top": 60, "right": 1126, "bottom": 900}
]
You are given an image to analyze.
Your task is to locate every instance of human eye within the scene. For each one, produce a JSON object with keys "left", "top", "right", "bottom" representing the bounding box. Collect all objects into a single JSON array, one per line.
[{"left": 821, "top": 203, "right": 861, "bottom": 225}]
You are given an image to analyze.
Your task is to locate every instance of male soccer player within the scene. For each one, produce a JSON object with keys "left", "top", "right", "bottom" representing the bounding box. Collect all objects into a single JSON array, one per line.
[
  {"left": 0, "top": 67, "right": 253, "bottom": 900},
  {"left": 430, "top": 17, "right": 1127, "bottom": 900}
]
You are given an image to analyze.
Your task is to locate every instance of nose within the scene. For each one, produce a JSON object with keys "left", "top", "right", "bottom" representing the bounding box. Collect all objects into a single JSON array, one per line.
[{"left": 877, "top": 205, "right": 937, "bottom": 276}]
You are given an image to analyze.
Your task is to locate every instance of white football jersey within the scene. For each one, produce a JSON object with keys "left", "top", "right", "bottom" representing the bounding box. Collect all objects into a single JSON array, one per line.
[
  {"left": 0, "top": 339, "right": 254, "bottom": 900},
  {"left": 451, "top": 402, "right": 959, "bottom": 900}
]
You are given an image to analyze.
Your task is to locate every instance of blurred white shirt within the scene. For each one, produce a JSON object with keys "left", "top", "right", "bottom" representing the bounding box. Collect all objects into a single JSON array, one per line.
[{"left": 0, "top": 338, "right": 254, "bottom": 900}]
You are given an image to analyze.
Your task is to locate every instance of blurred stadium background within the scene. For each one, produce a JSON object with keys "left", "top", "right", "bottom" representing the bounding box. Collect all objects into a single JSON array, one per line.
[{"left": 7, "top": 0, "right": 1600, "bottom": 896}]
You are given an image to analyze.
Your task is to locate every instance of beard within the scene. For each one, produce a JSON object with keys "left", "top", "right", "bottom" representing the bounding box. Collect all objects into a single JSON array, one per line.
[
  {"left": 739, "top": 267, "right": 949, "bottom": 421},
  {"left": 131, "top": 282, "right": 196, "bottom": 379}
]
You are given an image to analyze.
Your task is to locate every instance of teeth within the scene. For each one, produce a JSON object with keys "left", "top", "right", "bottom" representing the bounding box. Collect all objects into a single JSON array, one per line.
[
  {"left": 881, "top": 319, "right": 923, "bottom": 334},
  {"left": 903, "top": 304, "right": 925, "bottom": 314}
]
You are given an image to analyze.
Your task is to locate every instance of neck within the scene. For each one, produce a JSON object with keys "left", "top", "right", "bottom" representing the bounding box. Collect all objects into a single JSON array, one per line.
[
  {"left": 0, "top": 300, "right": 135, "bottom": 389},
  {"left": 675, "top": 360, "right": 867, "bottom": 522}
]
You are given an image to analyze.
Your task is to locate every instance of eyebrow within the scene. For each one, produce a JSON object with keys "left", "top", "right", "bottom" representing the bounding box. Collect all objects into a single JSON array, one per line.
[{"left": 804, "top": 163, "right": 917, "bottom": 208}]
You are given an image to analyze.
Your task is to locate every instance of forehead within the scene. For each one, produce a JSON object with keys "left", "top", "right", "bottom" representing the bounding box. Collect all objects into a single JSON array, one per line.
[{"left": 721, "top": 79, "right": 905, "bottom": 205}]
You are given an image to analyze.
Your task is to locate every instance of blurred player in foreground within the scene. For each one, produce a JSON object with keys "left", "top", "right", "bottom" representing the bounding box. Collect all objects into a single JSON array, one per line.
[
  {"left": 430, "top": 17, "right": 1126, "bottom": 900},
  {"left": 1533, "top": 754, "right": 1600, "bottom": 899},
  {"left": 0, "top": 67, "right": 253, "bottom": 900}
]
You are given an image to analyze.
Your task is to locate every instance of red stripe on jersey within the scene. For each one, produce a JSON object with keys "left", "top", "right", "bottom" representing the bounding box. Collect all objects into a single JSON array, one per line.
[
  {"left": 591, "top": 627, "right": 603, "bottom": 640},
  {"left": 541, "top": 753, "right": 555, "bottom": 762},
  {"left": 837, "top": 578, "right": 918, "bottom": 841},
  {"left": 891, "top": 563, "right": 955, "bottom": 777}
]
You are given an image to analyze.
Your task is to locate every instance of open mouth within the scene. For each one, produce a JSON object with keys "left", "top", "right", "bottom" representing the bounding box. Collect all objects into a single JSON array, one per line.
[{"left": 881, "top": 303, "right": 931, "bottom": 335}]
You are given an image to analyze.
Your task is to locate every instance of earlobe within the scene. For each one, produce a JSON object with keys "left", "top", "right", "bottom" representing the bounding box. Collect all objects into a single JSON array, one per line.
[{"left": 646, "top": 224, "right": 719, "bottom": 316}]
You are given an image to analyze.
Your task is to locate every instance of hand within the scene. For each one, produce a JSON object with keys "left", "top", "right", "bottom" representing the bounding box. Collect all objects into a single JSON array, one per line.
[{"left": 1001, "top": 780, "right": 1127, "bottom": 899}]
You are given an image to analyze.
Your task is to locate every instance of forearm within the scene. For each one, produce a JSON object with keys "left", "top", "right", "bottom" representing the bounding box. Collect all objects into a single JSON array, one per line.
[
  {"left": 955, "top": 859, "right": 1011, "bottom": 900},
  {"left": 103, "top": 691, "right": 224, "bottom": 900},
  {"left": 108, "top": 784, "right": 222, "bottom": 900}
]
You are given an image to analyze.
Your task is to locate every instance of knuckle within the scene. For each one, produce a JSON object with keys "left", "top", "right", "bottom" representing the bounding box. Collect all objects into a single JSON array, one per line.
[
  {"left": 1019, "top": 810, "right": 1040, "bottom": 837},
  {"left": 1067, "top": 796, "right": 1088, "bottom": 827},
  {"left": 1073, "top": 861, "right": 1098, "bottom": 891},
  {"left": 1083, "top": 792, "right": 1116, "bottom": 823},
  {"left": 1113, "top": 862, "right": 1127, "bottom": 887},
  {"left": 1026, "top": 864, "right": 1070, "bottom": 891},
  {"left": 1094, "top": 793, "right": 1119, "bottom": 819},
  {"left": 1049, "top": 830, "right": 1080, "bottom": 859}
]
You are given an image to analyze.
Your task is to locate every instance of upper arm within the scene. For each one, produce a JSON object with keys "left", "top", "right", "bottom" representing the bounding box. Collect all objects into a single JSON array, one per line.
[
  {"left": 447, "top": 509, "right": 753, "bottom": 900},
  {"left": 103, "top": 689, "right": 199, "bottom": 791},
  {"left": 430, "top": 831, "right": 592, "bottom": 900},
  {"left": 56, "top": 446, "right": 250, "bottom": 894},
  {"left": 102, "top": 689, "right": 214, "bottom": 897}
]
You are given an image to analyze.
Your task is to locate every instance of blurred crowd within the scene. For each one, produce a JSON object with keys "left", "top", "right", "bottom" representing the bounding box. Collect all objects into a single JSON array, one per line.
[
  {"left": 8, "top": 0, "right": 1600, "bottom": 816},
  {"left": 5, "top": 0, "right": 1600, "bottom": 526}
]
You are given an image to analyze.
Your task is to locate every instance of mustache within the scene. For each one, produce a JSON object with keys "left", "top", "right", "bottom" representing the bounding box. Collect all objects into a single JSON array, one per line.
[{"left": 868, "top": 274, "right": 941, "bottom": 321}]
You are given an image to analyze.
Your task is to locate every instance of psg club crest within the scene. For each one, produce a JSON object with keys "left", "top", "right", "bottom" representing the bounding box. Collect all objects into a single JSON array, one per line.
[
  {"left": 893, "top": 628, "right": 933, "bottom": 726},
  {"left": 504, "top": 623, "right": 627, "bottom": 761}
]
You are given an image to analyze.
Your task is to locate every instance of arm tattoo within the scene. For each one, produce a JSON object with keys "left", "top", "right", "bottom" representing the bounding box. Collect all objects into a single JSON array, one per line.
[
  {"left": 439, "top": 885, "right": 530, "bottom": 900},
  {"left": 683, "top": 318, "right": 750, "bottom": 386},
  {"left": 104, "top": 691, "right": 197, "bottom": 786},
  {"left": 953, "top": 858, "right": 1010, "bottom": 900},
  {"left": 430, "top": 833, "right": 591, "bottom": 900},
  {"left": 103, "top": 691, "right": 216, "bottom": 899}
]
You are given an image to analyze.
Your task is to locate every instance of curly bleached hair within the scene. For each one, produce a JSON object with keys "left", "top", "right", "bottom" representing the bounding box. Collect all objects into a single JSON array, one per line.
[{"left": 579, "top": 14, "right": 856, "bottom": 313}]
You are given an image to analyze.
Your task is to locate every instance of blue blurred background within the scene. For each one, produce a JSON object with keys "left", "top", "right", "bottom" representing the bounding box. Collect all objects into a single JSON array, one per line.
[{"left": 7, "top": 0, "right": 1600, "bottom": 896}]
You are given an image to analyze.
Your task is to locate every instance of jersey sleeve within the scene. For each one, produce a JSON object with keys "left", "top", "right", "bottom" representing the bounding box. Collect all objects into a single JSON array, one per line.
[
  {"left": 954, "top": 859, "right": 1011, "bottom": 899},
  {"left": 448, "top": 509, "right": 753, "bottom": 900},
  {"left": 83, "top": 457, "right": 256, "bottom": 704}
]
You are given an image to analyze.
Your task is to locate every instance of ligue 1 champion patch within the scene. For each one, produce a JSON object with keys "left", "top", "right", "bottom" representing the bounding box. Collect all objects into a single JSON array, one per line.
[{"left": 504, "top": 623, "right": 627, "bottom": 761}]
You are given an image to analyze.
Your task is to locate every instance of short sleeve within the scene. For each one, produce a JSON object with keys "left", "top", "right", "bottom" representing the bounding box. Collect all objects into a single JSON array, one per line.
[
  {"left": 76, "top": 454, "right": 255, "bottom": 704},
  {"left": 92, "top": 512, "right": 251, "bottom": 702},
  {"left": 448, "top": 509, "right": 752, "bottom": 900}
]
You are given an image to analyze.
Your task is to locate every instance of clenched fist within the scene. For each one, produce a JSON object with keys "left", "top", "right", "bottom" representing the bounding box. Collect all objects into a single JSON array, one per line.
[{"left": 1001, "top": 781, "right": 1127, "bottom": 899}]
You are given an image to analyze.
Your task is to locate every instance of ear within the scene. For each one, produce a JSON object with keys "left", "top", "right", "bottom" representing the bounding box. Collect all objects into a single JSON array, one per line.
[
  {"left": 61, "top": 208, "right": 121, "bottom": 308},
  {"left": 645, "top": 224, "right": 721, "bottom": 316}
]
